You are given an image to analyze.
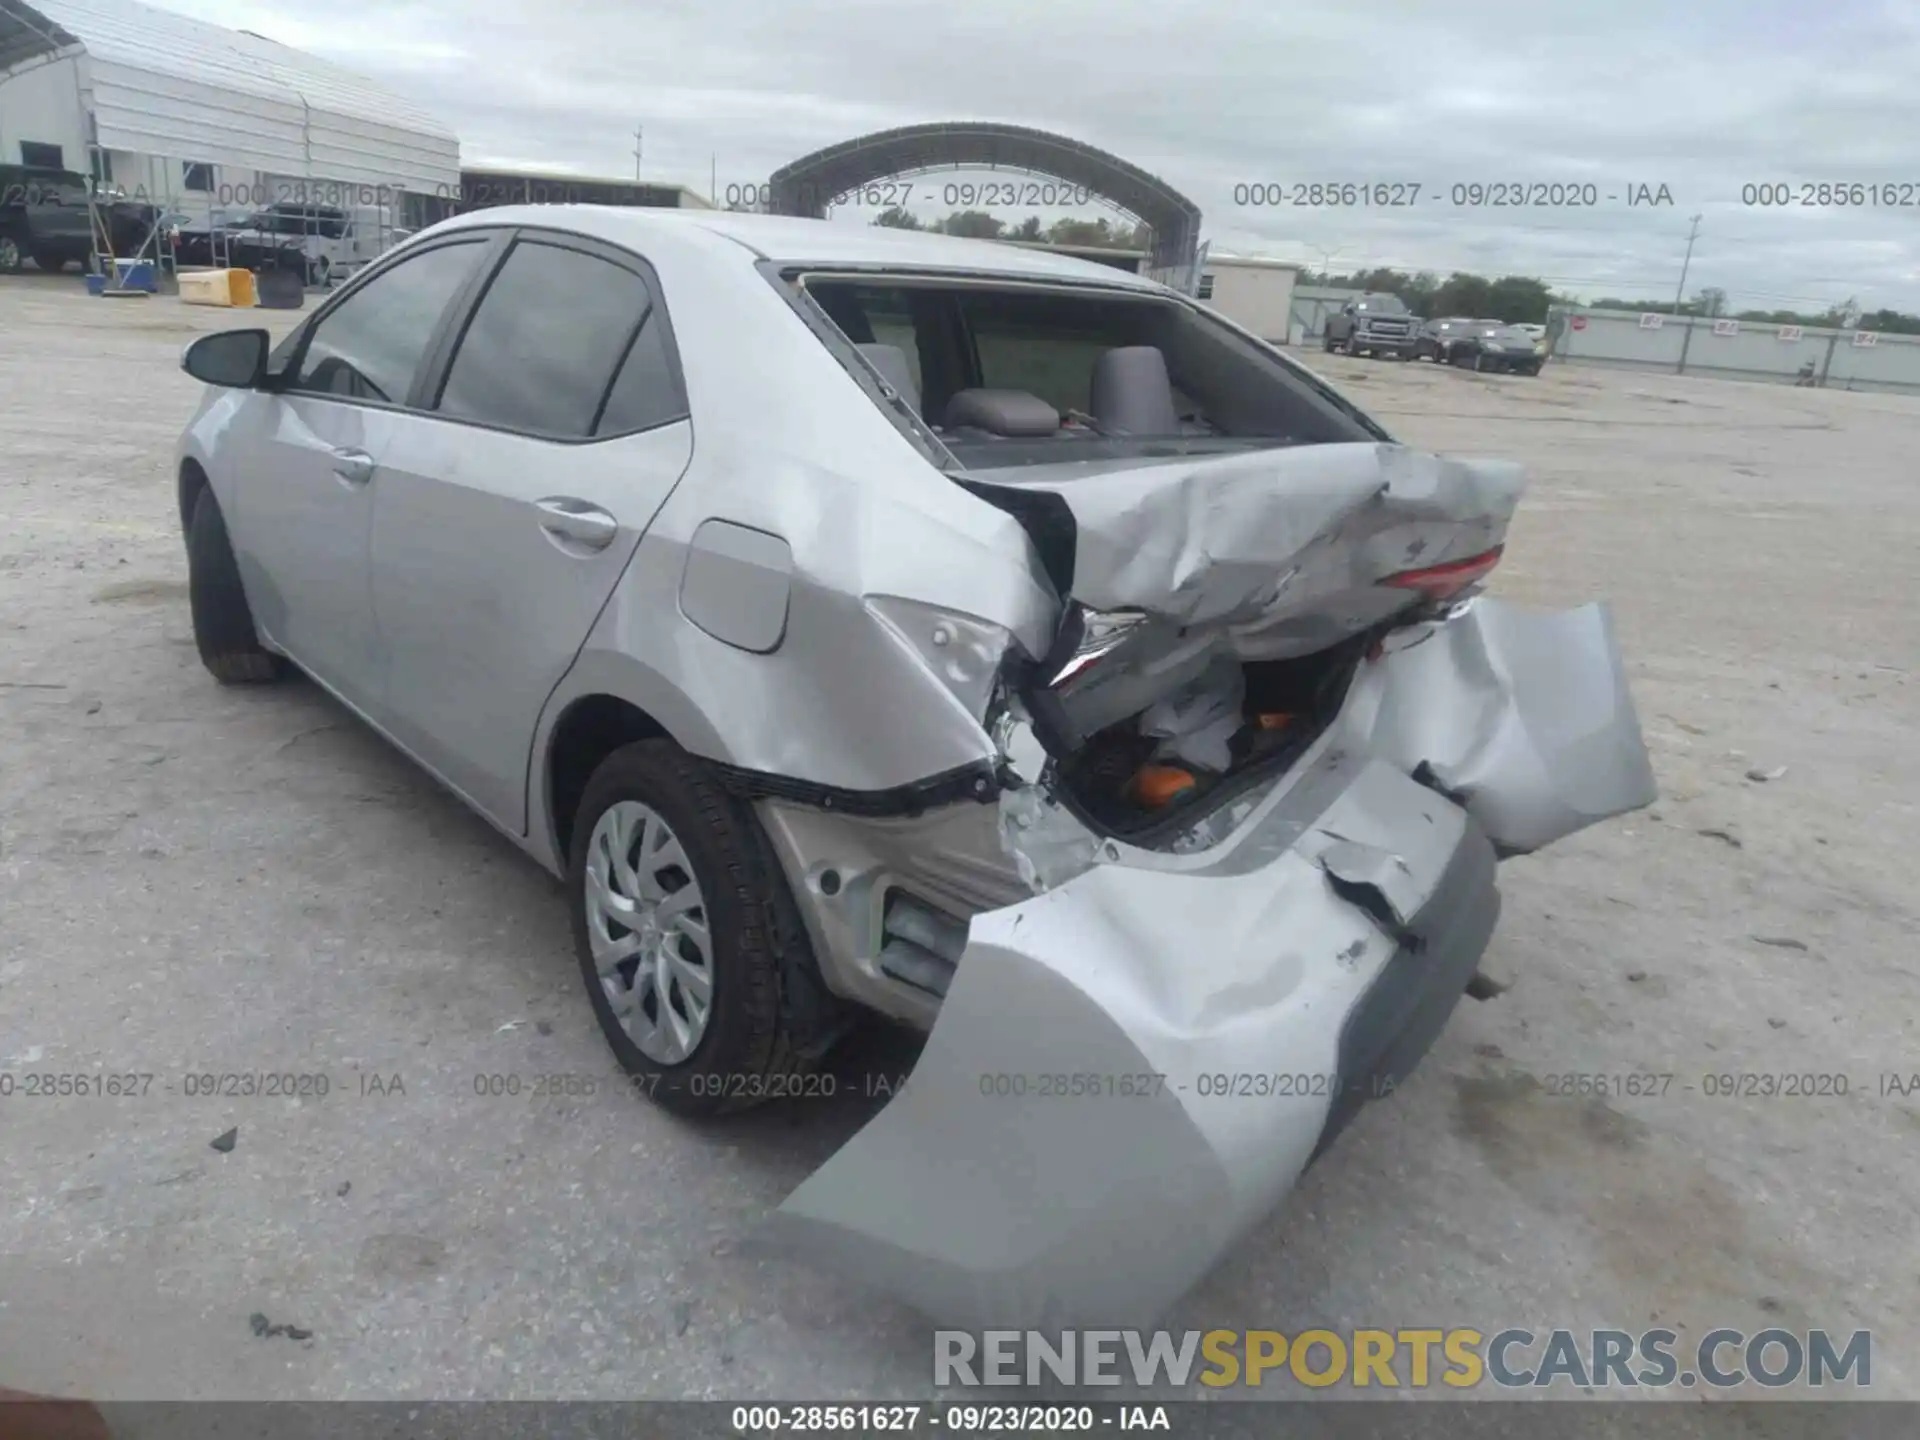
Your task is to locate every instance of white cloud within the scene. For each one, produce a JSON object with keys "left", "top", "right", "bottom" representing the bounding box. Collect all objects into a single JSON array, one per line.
[{"left": 153, "top": 0, "right": 1920, "bottom": 309}]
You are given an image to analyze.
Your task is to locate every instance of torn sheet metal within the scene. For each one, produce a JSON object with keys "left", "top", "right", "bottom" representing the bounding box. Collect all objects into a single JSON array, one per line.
[
  {"left": 764, "top": 767, "right": 1466, "bottom": 1330},
  {"left": 1344, "top": 597, "right": 1658, "bottom": 855},
  {"left": 762, "top": 595, "right": 1652, "bottom": 1329},
  {"left": 977, "top": 441, "right": 1523, "bottom": 632}
]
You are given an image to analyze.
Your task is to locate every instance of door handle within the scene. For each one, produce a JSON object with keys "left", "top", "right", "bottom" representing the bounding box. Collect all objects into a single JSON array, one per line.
[
  {"left": 535, "top": 498, "right": 619, "bottom": 551},
  {"left": 331, "top": 447, "right": 375, "bottom": 485}
]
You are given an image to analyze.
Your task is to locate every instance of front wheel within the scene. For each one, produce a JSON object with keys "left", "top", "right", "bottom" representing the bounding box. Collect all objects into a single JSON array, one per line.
[
  {"left": 568, "top": 740, "right": 842, "bottom": 1117},
  {"left": 186, "top": 486, "right": 286, "bottom": 684}
]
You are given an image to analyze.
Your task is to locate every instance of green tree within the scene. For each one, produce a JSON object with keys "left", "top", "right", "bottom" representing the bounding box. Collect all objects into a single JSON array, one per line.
[
  {"left": 1693, "top": 286, "right": 1728, "bottom": 318},
  {"left": 1859, "top": 307, "right": 1920, "bottom": 334},
  {"left": 1011, "top": 214, "right": 1044, "bottom": 241},
  {"left": 1044, "top": 216, "right": 1117, "bottom": 246},
  {"left": 873, "top": 206, "right": 923, "bottom": 230},
  {"left": 940, "top": 210, "right": 1005, "bottom": 239},
  {"left": 1431, "top": 272, "right": 1493, "bottom": 319},
  {"left": 1485, "top": 275, "right": 1554, "bottom": 323}
]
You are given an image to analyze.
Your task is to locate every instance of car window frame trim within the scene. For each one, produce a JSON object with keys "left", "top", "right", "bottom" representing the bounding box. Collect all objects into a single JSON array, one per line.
[{"left": 274, "top": 228, "right": 512, "bottom": 411}]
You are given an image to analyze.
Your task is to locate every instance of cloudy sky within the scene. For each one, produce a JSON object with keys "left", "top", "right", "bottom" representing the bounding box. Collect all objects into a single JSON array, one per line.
[{"left": 156, "top": 0, "right": 1920, "bottom": 310}]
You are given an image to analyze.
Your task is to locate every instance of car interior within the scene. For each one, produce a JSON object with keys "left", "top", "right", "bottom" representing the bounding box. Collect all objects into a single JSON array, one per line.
[{"left": 801, "top": 276, "right": 1386, "bottom": 466}]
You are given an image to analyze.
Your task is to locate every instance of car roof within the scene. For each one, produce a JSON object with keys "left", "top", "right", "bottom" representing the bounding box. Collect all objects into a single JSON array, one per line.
[{"left": 424, "top": 205, "right": 1170, "bottom": 291}]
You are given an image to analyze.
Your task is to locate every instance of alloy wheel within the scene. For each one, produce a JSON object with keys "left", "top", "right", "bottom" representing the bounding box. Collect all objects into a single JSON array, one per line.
[{"left": 584, "top": 800, "right": 714, "bottom": 1064}]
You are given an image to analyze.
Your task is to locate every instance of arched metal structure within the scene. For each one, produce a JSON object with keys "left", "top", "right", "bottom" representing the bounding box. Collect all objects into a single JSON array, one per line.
[{"left": 768, "top": 122, "right": 1202, "bottom": 282}]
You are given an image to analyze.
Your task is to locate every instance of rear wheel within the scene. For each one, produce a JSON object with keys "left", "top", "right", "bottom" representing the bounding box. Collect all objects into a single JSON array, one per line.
[
  {"left": 568, "top": 739, "right": 841, "bottom": 1117},
  {"left": 1322, "top": 333, "right": 1337, "bottom": 352},
  {"left": 30, "top": 246, "right": 70, "bottom": 273},
  {"left": 186, "top": 486, "right": 285, "bottom": 684},
  {"left": 0, "top": 233, "right": 21, "bottom": 273}
]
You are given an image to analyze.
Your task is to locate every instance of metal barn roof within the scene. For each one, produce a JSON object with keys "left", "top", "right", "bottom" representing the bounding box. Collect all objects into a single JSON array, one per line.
[{"left": 1, "top": 0, "right": 458, "bottom": 191}]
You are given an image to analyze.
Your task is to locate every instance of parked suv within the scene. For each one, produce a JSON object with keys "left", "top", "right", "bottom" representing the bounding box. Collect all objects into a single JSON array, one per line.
[
  {"left": 173, "top": 209, "right": 1655, "bottom": 1330},
  {"left": 1323, "top": 292, "right": 1420, "bottom": 358}
]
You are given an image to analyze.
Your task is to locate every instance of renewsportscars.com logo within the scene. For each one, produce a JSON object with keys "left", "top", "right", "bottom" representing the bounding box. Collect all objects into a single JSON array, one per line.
[{"left": 934, "top": 1328, "right": 1872, "bottom": 1390}]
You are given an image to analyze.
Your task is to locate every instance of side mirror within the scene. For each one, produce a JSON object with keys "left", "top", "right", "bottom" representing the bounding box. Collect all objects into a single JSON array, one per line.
[{"left": 181, "top": 329, "right": 270, "bottom": 388}]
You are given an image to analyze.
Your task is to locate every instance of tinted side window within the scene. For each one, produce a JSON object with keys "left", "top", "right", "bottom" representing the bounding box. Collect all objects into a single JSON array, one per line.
[
  {"left": 290, "top": 240, "right": 485, "bottom": 403},
  {"left": 436, "top": 240, "right": 655, "bottom": 438},
  {"left": 594, "top": 314, "right": 686, "bottom": 436}
]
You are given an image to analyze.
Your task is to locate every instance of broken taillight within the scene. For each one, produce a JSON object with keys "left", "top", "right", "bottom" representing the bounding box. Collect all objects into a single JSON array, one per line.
[{"left": 1381, "top": 546, "right": 1503, "bottom": 603}]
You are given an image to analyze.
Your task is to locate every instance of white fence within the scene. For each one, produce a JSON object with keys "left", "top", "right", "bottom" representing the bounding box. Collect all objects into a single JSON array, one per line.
[{"left": 1548, "top": 308, "right": 1920, "bottom": 394}]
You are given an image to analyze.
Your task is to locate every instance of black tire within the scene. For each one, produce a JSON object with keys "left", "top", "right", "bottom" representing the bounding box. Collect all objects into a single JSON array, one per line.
[
  {"left": 568, "top": 739, "right": 842, "bottom": 1118},
  {"left": 0, "top": 232, "right": 22, "bottom": 274},
  {"left": 1322, "top": 333, "right": 1337, "bottom": 352},
  {"left": 31, "top": 247, "right": 70, "bottom": 273},
  {"left": 186, "top": 485, "right": 284, "bottom": 684}
]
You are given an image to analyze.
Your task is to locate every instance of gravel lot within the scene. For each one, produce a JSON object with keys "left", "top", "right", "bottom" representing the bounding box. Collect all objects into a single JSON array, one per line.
[{"left": 2, "top": 274, "right": 1915, "bottom": 1406}]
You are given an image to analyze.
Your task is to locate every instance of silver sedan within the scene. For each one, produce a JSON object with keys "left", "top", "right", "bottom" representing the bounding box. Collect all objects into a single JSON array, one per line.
[{"left": 175, "top": 207, "right": 1656, "bottom": 1329}]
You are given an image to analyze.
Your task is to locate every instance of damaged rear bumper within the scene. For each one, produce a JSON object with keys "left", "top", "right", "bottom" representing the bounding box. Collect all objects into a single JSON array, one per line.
[{"left": 764, "top": 597, "right": 1655, "bottom": 1328}]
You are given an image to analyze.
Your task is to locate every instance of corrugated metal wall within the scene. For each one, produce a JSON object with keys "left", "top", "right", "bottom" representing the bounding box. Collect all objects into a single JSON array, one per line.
[{"left": 31, "top": 0, "right": 457, "bottom": 192}]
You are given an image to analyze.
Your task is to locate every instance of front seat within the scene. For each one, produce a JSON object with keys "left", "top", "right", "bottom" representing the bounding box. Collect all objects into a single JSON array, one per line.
[{"left": 1089, "top": 345, "right": 1180, "bottom": 436}]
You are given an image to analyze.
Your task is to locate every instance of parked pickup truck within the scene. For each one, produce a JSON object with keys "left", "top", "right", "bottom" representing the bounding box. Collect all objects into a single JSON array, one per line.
[
  {"left": 1323, "top": 293, "right": 1420, "bottom": 359},
  {"left": 0, "top": 166, "right": 156, "bottom": 273}
]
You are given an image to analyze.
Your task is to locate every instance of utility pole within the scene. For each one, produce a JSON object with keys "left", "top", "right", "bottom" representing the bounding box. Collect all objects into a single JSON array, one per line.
[
  {"left": 632, "top": 125, "right": 643, "bottom": 181},
  {"left": 1672, "top": 213, "right": 1702, "bottom": 374},
  {"left": 1671, "top": 213, "right": 1702, "bottom": 310},
  {"left": 1818, "top": 298, "right": 1859, "bottom": 389}
]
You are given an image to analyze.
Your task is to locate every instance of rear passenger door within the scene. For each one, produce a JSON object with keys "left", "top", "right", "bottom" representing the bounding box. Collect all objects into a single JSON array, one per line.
[{"left": 366, "top": 229, "right": 692, "bottom": 831}]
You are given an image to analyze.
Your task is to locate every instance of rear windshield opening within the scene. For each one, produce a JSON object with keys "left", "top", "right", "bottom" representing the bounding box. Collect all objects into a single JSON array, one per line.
[{"left": 798, "top": 274, "right": 1386, "bottom": 469}]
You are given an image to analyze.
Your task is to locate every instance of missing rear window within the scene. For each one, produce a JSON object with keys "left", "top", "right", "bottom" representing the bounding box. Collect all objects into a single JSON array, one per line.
[{"left": 796, "top": 272, "right": 1389, "bottom": 469}]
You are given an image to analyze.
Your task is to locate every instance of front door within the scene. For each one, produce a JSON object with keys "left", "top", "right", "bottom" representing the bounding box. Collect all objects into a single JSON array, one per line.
[
  {"left": 367, "top": 231, "right": 694, "bottom": 829},
  {"left": 232, "top": 234, "right": 493, "bottom": 708}
]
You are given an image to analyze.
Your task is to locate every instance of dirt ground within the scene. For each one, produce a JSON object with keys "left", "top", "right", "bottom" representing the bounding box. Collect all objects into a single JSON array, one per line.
[{"left": 1, "top": 274, "right": 1915, "bottom": 1406}]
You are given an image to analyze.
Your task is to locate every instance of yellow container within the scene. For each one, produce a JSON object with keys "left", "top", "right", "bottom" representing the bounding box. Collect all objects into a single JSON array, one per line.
[{"left": 178, "top": 268, "right": 258, "bottom": 307}]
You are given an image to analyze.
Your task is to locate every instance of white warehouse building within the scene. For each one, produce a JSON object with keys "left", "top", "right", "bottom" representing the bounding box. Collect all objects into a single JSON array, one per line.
[{"left": 0, "top": 0, "right": 457, "bottom": 239}]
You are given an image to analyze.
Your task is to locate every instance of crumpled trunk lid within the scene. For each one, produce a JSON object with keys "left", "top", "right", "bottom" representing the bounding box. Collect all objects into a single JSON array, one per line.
[
  {"left": 975, "top": 441, "right": 1524, "bottom": 775},
  {"left": 985, "top": 441, "right": 1521, "bottom": 636}
]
